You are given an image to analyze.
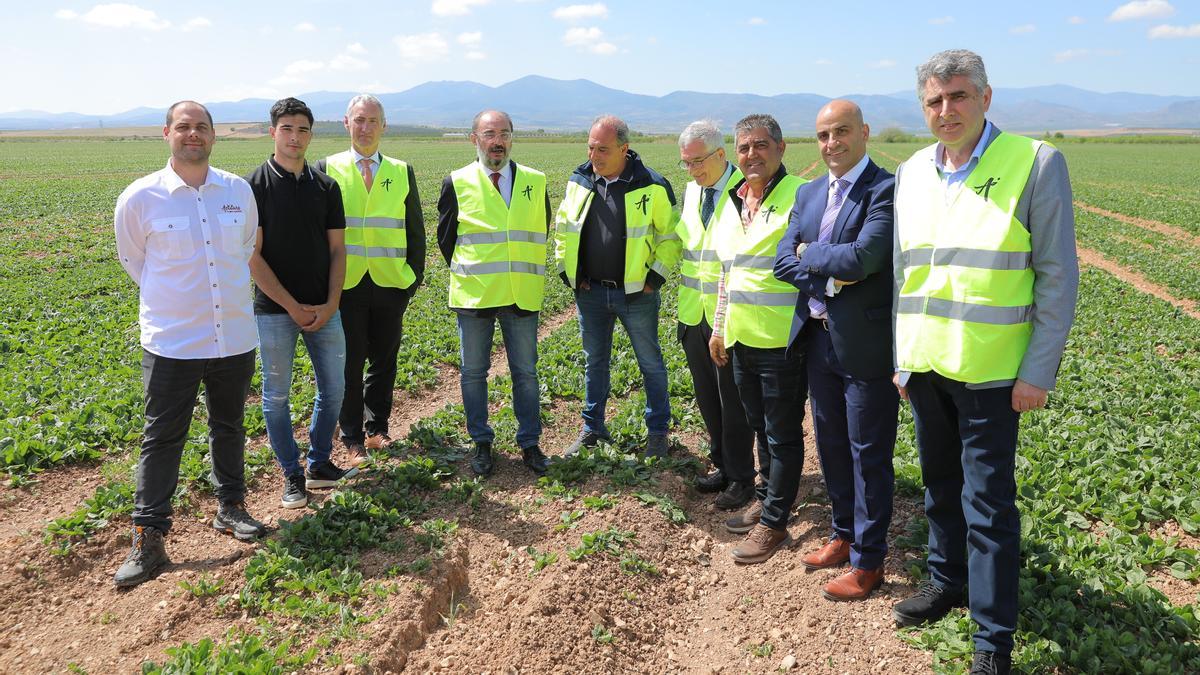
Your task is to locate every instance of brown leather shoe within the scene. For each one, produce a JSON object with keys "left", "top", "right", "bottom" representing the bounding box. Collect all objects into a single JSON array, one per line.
[
  {"left": 822, "top": 566, "right": 884, "bottom": 601},
  {"left": 732, "top": 523, "right": 792, "bottom": 564},
  {"left": 364, "top": 434, "right": 391, "bottom": 451},
  {"left": 346, "top": 443, "right": 369, "bottom": 468},
  {"left": 801, "top": 537, "right": 851, "bottom": 570},
  {"left": 724, "top": 499, "right": 763, "bottom": 534}
]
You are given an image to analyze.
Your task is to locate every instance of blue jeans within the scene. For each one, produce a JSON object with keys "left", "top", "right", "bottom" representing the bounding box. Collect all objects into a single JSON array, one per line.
[
  {"left": 256, "top": 311, "right": 346, "bottom": 476},
  {"left": 907, "top": 370, "right": 1020, "bottom": 656},
  {"left": 457, "top": 310, "right": 542, "bottom": 448},
  {"left": 575, "top": 285, "right": 670, "bottom": 436}
]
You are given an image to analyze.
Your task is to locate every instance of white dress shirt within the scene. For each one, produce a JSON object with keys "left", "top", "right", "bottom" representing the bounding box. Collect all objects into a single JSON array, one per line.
[
  {"left": 114, "top": 161, "right": 259, "bottom": 359},
  {"left": 483, "top": 160, "right": 513, "bottom": 206},
  {"left": 353, "top": 148, "right": 382, "bottom": 186}
]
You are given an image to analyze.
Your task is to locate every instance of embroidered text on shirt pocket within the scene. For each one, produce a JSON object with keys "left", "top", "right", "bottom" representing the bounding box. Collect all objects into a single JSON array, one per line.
[
  {"left": 149, "top": 217, "right": 194, "bottom": 260},
  {"left": 217, "top": 213, "right": 247, "bottom": 257}
]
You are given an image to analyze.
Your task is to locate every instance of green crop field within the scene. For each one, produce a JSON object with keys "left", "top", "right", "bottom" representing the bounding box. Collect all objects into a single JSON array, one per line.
[{"left": 1, "top": 135, "right": 1197, "bottom": 673}]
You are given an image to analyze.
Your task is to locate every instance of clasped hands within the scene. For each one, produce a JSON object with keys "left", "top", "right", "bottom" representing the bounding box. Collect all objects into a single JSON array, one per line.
[{"left": 287, "top": 302, "right": 336, "bottom": 332}]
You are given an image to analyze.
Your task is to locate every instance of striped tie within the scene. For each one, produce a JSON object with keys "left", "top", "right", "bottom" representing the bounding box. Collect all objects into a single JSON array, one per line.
[{"left": 808, "top": 178, "right": 848, "bottom": 318}]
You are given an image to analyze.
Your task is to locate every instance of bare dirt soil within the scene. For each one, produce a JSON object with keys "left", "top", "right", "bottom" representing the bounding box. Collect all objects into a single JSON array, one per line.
[{"left": 1075, "top": 246, "right": 1200, "bottom": 319}]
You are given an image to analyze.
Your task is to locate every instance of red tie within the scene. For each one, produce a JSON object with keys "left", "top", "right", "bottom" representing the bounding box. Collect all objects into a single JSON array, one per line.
[{"left": 490, "top": 171, "right": 501, "bottom": 194}]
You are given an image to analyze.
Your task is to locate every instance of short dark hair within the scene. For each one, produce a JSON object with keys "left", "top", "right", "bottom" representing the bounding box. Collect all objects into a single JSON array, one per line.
[
  {"left": 270, "top": 97, "right": 314, "bottom": 127},
  {"left": 733, "top": 114, "right": 783, "bottom": 144},
  {"left": 165, "top": 100, "right": 213, "bottom": 127}
]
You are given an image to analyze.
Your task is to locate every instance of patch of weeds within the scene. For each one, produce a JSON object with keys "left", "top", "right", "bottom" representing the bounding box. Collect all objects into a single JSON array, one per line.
[
  {"left": 141, "top": 629, "right": 317, "bottom": 673},
  {"left": 749, "top": 642, "right": 774, "bottom": 658},
  {"left": 440, "top": 590, "right": 468, "bottom": 628},
  {"left": 526, "top": 546, "right": 558, "bottom": 573},
  {"left": 445, "top": 477, "right": 484, "bottom": 508},
  {"left": 96, "top": 611, "right": 117, "bottom": 625},
  {"left": 591, "top": 624, "right": 615, "bottom": 645},
  {"left": 582, "top": 493, "right": 618, "bottom": 510},
  {"left": 45, "top": 479, "right": 135, "bottom": 553},
  {"left": 621, "top": 590, "right": 638, "bottom": 602},
  {"left": 6, "top": 472, "right": 37, "bottom": 489},
  {"left": 568, "top": 527, "right": 636, "bottom": 560},
  {"left": 635, "top": 492, "right": 688, "bottom": 525},
  {"left": 554, "top": 509, "right": 585, "bottom": 532},
  {"left": 538, "top": 480, "right": 581, "bottom": 503},
  {"left": 415, "top": 518, "right": 459, "bottom": 555},
  {"left": 178, "top": 574, "right": 225, "bottom": 599},
  {"left": 66, "top": 663, "right": 87, "bottom": 674},
  {"left": 619, "top": 552, "right": 659, "bottom": 576}
]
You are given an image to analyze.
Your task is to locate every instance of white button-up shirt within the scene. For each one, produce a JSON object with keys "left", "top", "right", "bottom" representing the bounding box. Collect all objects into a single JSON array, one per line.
[{"left": 114, "top": 161, "right": 259, "bottom": 359}]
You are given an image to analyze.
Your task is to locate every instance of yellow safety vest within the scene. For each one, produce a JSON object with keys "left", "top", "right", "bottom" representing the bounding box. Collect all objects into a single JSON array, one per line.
[
  {"left": 894, "top": 132, "right": 1041, "bottom": 383},
  {"left": 447, "top": 162, "right": 548, "bottom": 311},
  {"left": 719, "top": 174, "right": 807, "bottom": 349},
  {"left": 324, "top": 151, "right": 416, "bottom": 290},
  {"left": 677, "top": 167, "right": 743, "bottom": 326},
  {"left": 554, "top": 172, "right": 681, "bottom": 294}
]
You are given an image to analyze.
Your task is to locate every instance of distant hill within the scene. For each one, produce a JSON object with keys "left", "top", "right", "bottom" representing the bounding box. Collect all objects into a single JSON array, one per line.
[{"left": 1, "top": 76, "right": 1196, "bottom": 133}]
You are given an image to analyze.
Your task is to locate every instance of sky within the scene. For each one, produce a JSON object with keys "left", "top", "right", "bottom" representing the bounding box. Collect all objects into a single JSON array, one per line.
[{"left": 3, "top": 0, "right": 1198, "bottom": 115}]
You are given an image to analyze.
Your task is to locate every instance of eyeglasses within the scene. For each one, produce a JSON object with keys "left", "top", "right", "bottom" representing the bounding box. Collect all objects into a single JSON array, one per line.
[
  {"left": 476, "top": 130, "right": 513, "bottom": 141},
  {"left": 677, "top": 148, "right": 719, "bottom": 170}
]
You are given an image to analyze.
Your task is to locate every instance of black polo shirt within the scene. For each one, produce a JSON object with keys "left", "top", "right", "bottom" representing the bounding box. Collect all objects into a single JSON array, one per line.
[{"left": 246, "top": 157, "right": 346, "bottom": 314}]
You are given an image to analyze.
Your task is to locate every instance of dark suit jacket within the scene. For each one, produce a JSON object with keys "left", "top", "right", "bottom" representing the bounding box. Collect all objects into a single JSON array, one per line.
[{"left": 773, "top": 159, "right": 895, "bottom": 379}]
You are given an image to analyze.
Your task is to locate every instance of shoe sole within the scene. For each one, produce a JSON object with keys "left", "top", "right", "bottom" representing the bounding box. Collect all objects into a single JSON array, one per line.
[
  {"left": 212, "top": 519, "right": 264, "bottom": 541},
  {"left": 725, "top": 522, "right": 756, "bottom": 534},
  {"left": 892, "top": 603, "right": 961, "bottom": 627},
  {"left": 732, "top": 534, "right": 793, "bottom": 564},
  {"left": 802, "top": 557, "right": 851, "bottom": 571},
  {"left": 695, "top": 483, "right": 728, "bottom": 494},
  {"left": 305, "top": 467, "right": 360, "bottom": 489},
  {"left": 281, "top": 496, "right": 308, "bottom": 509},
  {"left": 822, "top": 577, "right": 883, "bottom": 602}
]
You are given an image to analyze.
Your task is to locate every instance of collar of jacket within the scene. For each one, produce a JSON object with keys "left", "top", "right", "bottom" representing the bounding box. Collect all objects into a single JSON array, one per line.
[
  {"left": 727, "top": 163, "right": 791, "bottom": 207},
  {"left": 571, "top": 149, "right": 652, "bottom": 190}
]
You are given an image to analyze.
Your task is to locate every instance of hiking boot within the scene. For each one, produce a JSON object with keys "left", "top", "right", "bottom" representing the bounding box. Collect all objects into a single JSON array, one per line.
[
  {"left": 306, "top": 460, "right": 356, "bottom": 489},
  {"left": 644, "top": 434, "right": 670, "bottom": 459},
  {"left": 731, "top": 523, "right": 792, "bottom": 564},
  {"left": 471, "top": 442, "right": 495, "bottom": 477},
  {"left": 346, "top": 442, "right": 370, "bottom": 468},
  {"left": 281, "top": 472, "right": 308, "bottom": 509},
  {"left": 970, "top": 651, "right": 1012, "bottom": 675},
  {"left": 892, "top": 580, "right": 965, "bottom": 627},
  {"left": 714, "top": 480, "right": 755, "bottom": 511},
  {"left": 724, "top": 499, "right": 763, "bottom": 534},
  {"left": 365, "top": 434, "right": 392, "bottom": 451},
  {"left": 521, "top": 445, "right": 549, "bottom": 476},
  {"left": 695, "top": 469, "right": 727, "bottom": 493},
  {"left": 212, "top": 502, "right": 267, "bottom": 541},
  {"left": 113, "top": 526, "right": 170, "bottom": 588},
  {"left": 564, "top": 429, "right": 607, "bottom": 457}
]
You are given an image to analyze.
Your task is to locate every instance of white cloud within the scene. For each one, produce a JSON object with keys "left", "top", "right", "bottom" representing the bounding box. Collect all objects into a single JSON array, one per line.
[
  {"left": 747, "top": 17, "right": 765, "bottom": 25},
  {"left": 182, "top": 17, "right": 211, "bottom": 31},
  {"left": 294, "top": 21, "right": 316, "bottom": 32},
  {"left": 1054, "top": 48, "right": 1121, "bottom": 62},
  {"left": 869, "top": 59, "right": 896, "bottom": 69},
  {"left": 562, "top": 26, "right": 616, "bottom": 54},
  {"left": 457, "top": 31, "right": 483, "bottom": 45},
  {"left": 329, "top": 53, "right": 369, "bottom": 71},
  {"left": 395, "top": 32, "right": 450, "bottom": 61},
  {"left": 1149, "top": 22, "right": 1200, "bottom": 37},
  {"left": 432, "top": 0, "right": 489, "bottom": 16},
  {"left": 57, "top": 3, "right": 170, "bottom": 30},
  {"left": 928, "top": 16, "right": 954, "bottom": 25},
  {"left": 553, "top": 3, "right": 608, "bottom": 21},
  {"left": 1068, "top": 15, "right": 1086, "bottom": 24},
  {"left": 1010, "top": 24, "right": 1036, "bottom": 34},
  {"left": 465, "top": 50, "right": 487, "bottom": 60},
  {"left": 283, "top": 59, "right": 325, "bottom": 75},
  {"left": 346, "top": 42, "right": 367, "bottom": 55},
  {"left": 1108, "top": 0, "right": 1174, "bottom": 21}
]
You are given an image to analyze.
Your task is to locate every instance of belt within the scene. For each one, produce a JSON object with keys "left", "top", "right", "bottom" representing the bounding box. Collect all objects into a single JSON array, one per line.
[{"left": 587, "top": 277, "right": 620, "bottom": 289}]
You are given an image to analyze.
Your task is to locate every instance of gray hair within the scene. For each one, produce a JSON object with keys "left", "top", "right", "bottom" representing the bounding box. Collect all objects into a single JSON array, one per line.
[
  {"left": 346, "top": 94, "right": 386, "bottom": 125},
  {"left": 472, "top": 109, "right": 514, "bottom": 133},
  {"left": 733, "top": 114, "right": 783, "bottom": 144},
  {"left": 678, "top": 119, "right": 724, "bottom": 152},
  {"left": 915, "top": 49, "right": 988, "bottom": 100},
  {"left": 591, "top": 114, "right": 629, "bottom": 145}
]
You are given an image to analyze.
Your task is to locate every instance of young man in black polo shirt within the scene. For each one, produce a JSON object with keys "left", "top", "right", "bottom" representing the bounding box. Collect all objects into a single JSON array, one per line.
[{"left": 247, "top": 97, "right": 354, "bottom": 509}]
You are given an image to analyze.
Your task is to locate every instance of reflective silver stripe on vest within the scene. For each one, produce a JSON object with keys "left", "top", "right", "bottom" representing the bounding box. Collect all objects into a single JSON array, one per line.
[
  {"left": 361, "top": 217, "right": 405, "bottom": 229},
  {"left": 732, "top": 254, "right": 777, "bottom": 270},
  {"left": 901, "top": 248, "right": 1031, "bottom": 271},
  {"left": 680, "top": 275, "right": 701, "bottom": 290},
  {"left": 346, "top": 245, "right": 406, "bottom": 258},
  {"left": 558, "top": 220, "right": 583, "bottom": 234},
  {"left": 457, "top": 232, "right": 509, "bottom": 245},
  {"left": 702, "top": 281, "right": 718, "bottom": 294},
  {"left": 508, "top": 230, "right": 548, "bottom": 244},
  {"left": 450, "top": 261, "right": 546, "bottom": 276},
  {"left": 655, "top": 231, "right": 680, "bottom": 243},
  {"left": 896, "top": 296, "right": 1033, "bottom": 325},
  {"left": 728, "top": 290, "right": 797, "bottom": 306},
  {"left": 627, "top": 225, "right": 651, "bottom": 239},
  {"left": 682, "top": 249, "right": 719, "bottom": 262}
]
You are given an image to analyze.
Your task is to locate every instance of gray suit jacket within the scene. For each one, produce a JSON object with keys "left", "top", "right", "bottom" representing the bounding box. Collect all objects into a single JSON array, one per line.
[{"left": 893, "top": 123, "right": 1079, "bottom": 391}]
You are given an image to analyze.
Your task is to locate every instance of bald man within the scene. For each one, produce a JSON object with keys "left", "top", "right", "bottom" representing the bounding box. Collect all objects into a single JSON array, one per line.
[{"left": 773, "top": 100, "right": 899, "bottom": 601}]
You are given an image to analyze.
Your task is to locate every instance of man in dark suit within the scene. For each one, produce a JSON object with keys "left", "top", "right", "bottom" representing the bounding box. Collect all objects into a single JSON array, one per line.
[{"left": 773, "top": 99, "right": 899, "bottom": 601}]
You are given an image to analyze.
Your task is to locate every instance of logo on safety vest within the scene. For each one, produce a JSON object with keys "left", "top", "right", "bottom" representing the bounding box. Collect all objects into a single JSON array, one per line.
[
  {"left": 381, "top": 178, "right": 393, "bottom": 192},
  {"left": 763, "top": 204, "right": 777, "bottom": 222},
  {"left": 523, "top": 185, "right": 532, "bottom": 201},
  {"left": 636, "top": 194, "right": 650, "bottom": 215},
  {"left": 973, "top": 177, "right": 1000, "bottom": 200}
]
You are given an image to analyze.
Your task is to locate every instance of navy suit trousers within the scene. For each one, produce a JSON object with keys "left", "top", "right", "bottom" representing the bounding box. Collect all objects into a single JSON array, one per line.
[
  {"left": 908, "top": 370, "right": 1020, "bottom": 656},
  {"left": 806, "top": 322, "right": 898, "bottom": 570}
]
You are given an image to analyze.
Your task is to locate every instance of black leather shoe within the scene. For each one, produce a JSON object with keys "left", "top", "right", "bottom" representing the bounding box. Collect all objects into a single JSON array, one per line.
[
  {"left": 695, "top": 469, "right": 727, "bottom": 493},
  {"left": 714, "top": 480, "right": 755, "bottom": 510},
  {"left": 521, "top": 445, "right": 549, "bottom": 476},
  {"left": 892, "top": 580, "right": 965, "bottom": 626},
  {"left": 470, "top": 442, "right": 494, "bottom": 477},
  {"left": 970, "top": 651, "right": 1011, "bottom": 675}
]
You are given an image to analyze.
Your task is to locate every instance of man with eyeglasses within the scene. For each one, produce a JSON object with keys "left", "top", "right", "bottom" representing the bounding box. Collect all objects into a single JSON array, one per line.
[
  {"left": 318, "top": 94, "right": 426, "bottom": 468},
  {"left": 437, "top": 109, "right": 552, "bottom": 477},
  {"left": 674, "top": 120, "right": 757, "bottom": 511}
]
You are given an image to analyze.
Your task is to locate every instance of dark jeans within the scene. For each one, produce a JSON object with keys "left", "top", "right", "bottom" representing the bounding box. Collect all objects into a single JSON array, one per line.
[
  {"left": 731, "top": 342, "right": 807, "bottom": 530},
  {"left": 133, "top": 349, "right": 255, "bottom": 533},
  {"left": 806, "top": 322, "right": 898, "bottom": 570},
  {"left": 458, "top": 309, "right": 541, "bottom": 448},
  {"left": 908, "top": 370, "right": 1020, "bottom": 656},
  {"left": 339, "top": 292, "right": 409, "bottom": 445},
  {"left": 678, "top": 318, "right": 755, "bottom": 482}
]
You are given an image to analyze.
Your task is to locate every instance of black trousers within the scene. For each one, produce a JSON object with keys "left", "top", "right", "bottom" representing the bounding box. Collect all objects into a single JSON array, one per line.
[
  {"left": 678, "top": 318, "right": 756, "bottom": 482},
  {"left": 339, "top": 280, "right": 410, "bottom": 444},
  {"left": 133, "top": 349, "right": 254, "bottom": 533}
]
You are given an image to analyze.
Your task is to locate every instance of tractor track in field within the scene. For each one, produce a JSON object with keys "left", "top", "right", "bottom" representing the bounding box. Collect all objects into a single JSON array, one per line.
[
  {"left": 1077, "top": 246, "right": 1200, "bottom": 319},
  {"left": 1074, "top": 201, "right": 1200, "bottom": 248}
]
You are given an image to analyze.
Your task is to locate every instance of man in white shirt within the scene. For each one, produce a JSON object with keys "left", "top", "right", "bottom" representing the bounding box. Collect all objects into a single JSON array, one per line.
[{"left": 112, "top": 100, "right": 266, "bottom": 588}]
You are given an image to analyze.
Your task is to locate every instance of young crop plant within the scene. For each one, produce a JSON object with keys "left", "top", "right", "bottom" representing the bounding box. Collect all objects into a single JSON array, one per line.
[
  {"left": 634, "top": 492, "right": 689, "bottom": 525},
  {"left": 582, "top": 493, "right": 618, "bottom": 510},
  {"left": 591, "top": 624, "right": 616, "bottom": 645},
  {"left": 567, "top": 527, "right": 637, "bottom": 561},
  {"left": 618, "top": 552, "right": 659, "bottom": 576},
  {"left": 526, "top": 546, "right": 559, "bottom": 573},
  {"left": 554, "top": 509, "right": 586, "bottom": 532},
  {"left": 142, "top": 629, "right": 317, "bottom": 674},
  {"left": 178, "top": 575, "right": 226, "bottom": 600}
]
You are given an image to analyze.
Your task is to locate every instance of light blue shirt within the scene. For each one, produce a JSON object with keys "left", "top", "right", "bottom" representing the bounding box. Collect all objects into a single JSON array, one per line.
[{"left": 934, "top": 120, "right": 994, "bottom": 192}]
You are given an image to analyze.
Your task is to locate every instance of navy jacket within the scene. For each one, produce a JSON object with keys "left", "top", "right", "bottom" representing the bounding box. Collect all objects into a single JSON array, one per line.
[{"left": 773, "top": 159, "right": 895, "bottom": 379}]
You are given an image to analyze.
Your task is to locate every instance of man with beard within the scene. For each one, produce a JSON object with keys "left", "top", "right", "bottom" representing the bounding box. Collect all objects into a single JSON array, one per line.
[{"left": 437, "top": 109, "right": 551, "bottom": 477}]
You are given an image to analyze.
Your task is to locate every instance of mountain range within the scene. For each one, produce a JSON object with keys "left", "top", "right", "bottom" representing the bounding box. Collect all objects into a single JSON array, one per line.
[{"left": 2, "top": 75, "right": 1197, "bottom": 133}]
